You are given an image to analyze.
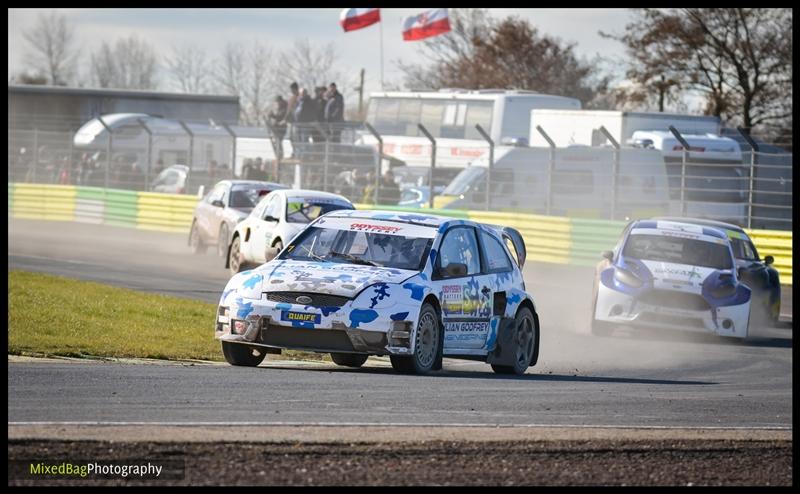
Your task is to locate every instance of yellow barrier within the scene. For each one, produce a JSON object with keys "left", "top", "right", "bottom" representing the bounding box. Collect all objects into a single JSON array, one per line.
[
  {"left": 11, "top": 184, "right": 76, "bottom": 222},
  {"left": 136, "top": 192, "right": 197, "bottom": 233}
]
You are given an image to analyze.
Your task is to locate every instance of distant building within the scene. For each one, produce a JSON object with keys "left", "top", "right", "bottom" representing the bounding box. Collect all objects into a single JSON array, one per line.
[{"left": 7, "top": 85, "right": 240, "bottom": 131}]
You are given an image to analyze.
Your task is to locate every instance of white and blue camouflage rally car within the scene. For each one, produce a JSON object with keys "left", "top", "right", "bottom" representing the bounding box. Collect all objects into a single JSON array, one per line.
[
  {"left": 591, "top": 219, "right": 752, "bottom": 339},
  {"left": 215, "top": 210, "right": 540, "bottom": 375}
]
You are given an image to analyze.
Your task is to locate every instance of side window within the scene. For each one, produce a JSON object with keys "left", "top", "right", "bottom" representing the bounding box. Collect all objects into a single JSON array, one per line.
[
  {"left": 252, "top": 197, "right": 268, "bottom": 218},
  {"left": 206, "top": 184, "right": 226, "bottom": 204},
  {"left": 480, "top": 230, "right": 512, "bottom": 272},
  {"left": 438, "top": 227, "right": 480, "bottom": 276},
  {"left": 263, "top": 195, "right": 281, "bottom": 220}
]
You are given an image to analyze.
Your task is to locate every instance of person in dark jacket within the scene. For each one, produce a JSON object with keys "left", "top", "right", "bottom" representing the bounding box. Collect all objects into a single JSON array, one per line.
[
  {"left": 312, "top": 86, "right": 328, "bottom": 143},
  {"left": 267, "top": 95, "right": 288, "bottom": 160},
  {"left": 379, "top": 169, "right": 401, "bottom": 205},
  {"left": 324, "top": 83, "right": 345, "bottom": 143},
  {"left": 294, "top": 88, "right": 317, "bottom": 145}
]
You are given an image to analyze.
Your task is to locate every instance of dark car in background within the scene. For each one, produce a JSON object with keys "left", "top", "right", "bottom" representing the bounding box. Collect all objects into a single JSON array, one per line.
[
  {"left": 654, "top": 216, "right": 781, "bottom": 326},
  {"left": 189, "top": 180, "right": 288, "bottom": 257}
]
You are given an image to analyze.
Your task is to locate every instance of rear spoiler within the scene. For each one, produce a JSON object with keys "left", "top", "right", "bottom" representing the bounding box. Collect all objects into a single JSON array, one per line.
[{"left": 488, "top": 224, "right": 527, "bottom": 268}]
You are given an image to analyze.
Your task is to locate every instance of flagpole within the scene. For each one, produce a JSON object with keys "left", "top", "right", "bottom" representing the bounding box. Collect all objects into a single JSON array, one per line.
[{"left": 379, "top": 15, "right": 385, "bottom": 90}]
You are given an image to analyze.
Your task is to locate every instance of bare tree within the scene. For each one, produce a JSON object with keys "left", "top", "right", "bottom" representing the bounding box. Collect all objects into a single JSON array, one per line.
[
  {"left": 242, "top": 42, "right": 275, "bottom": 126},
  {"left": 21, "top": 10, "right": 78, "bottom": 85},
  {"left": 275, "top": 39, "right": 347, "bottom": 95},
  {"left": 603, "top": 8, "right": 792, "bottom": 132},
  {"left": 212, "top": 42, "right": 246, "bottom": 96},
  {"left": 166, "top": 44, "right": 209, "bottom": 94},
  {"left": 90, "top": 36, "right": 159, "bottom": 90}
]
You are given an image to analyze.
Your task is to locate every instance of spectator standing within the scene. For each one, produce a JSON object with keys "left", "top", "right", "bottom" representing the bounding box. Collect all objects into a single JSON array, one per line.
[
  {"left": 267, "top": 95, "right": 288, "bottom": 160},
  {"left": 284, "top": 82, "right": 300, "bottom": 149},
  {"left": 324, "top": 83, "right": 345, "bottom": 143},
  {"left": 312, "top": 86, "right": 328, "bottom": 143},
  {"left": 379, "top": 169, "right": 401, "bottom": 205},
  {"left": 294, "top": 88, "right": 317, "bottom": 145}
]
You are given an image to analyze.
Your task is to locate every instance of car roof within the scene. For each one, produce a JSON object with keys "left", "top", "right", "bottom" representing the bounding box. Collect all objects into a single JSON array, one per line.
[
  {"left": 223, "top": 180, "right": 288, "bottom": 189},
  {"left": 281, "top": 189, "right": 353, "bottom": 202},
  {"left": 324, "top": 209, "right": 466, "bottom": 228},
  {"left": 632, "top": 219, "right": 728, "bottom": 240},
  {"left": 651, "top": 216, "right": 747, "bottom": 235}
]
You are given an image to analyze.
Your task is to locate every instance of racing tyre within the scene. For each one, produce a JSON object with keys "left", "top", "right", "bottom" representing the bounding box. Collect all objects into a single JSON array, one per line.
[
  {"left": 228, "top": 235, "right": 245, "bottom": 275},
  {"left": 330, "top": 353, "right": 369, "bottom": 368},
  {"left": 217, "top": 224, "right": 230, "bottom": 258},
  {"left": 491, "top": 306, "right": 538, "bottom": 375},
  {"left": 189, "top": 221, "right": 207, "bottom": 255},
  {"left": 390, "top": 303, "right": 440, "bottom": 375},
  {"left": 266, "top": 239, "right": 283, "bottom": 261},
  {"left": 221, "top": 342, "right": 267, "bottom": 367}
]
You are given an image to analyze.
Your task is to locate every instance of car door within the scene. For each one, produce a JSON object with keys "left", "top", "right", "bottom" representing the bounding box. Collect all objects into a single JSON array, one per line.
[
  {"left": 210, "top": 183, "right": 231, "bottom": 244},
  {"left": 197, "top": 183, "right": 227, "bottom": 240},
  {"left": 432, "top": 226, "right": 493, "bottom": 351},
  {"left": 251, "top": 193, "right": 282, "bottom": 263}
]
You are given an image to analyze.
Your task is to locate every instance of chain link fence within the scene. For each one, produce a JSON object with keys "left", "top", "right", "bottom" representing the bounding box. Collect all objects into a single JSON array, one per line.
[{"left": 7, "top": 116, "right": 792, "bottom": 230}]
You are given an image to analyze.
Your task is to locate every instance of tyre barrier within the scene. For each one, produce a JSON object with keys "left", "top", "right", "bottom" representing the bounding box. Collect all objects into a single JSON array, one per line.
[{"left": 8, "top": 183, "right": 792, "bottom": 285}]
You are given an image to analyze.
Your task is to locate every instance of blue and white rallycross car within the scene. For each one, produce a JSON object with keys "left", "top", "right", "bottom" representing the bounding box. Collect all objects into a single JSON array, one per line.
[
  {"left": 591, "top": 219, "right": 752, "bottom": 339},
  {"left": 215, "top": 210, "right": 540, "bottom": 375}
]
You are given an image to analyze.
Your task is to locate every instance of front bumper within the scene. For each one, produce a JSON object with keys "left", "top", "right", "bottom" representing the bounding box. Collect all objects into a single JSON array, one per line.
[
  {"left": 594, "top": 282, "right": 750, "bottom": 339},
  {"left": 215, "top": 299, "right": 417, "bottom": 356}
]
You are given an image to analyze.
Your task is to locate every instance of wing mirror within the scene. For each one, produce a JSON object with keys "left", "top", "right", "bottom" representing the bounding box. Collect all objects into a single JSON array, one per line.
[
  {"left": 211, "top": 199, "right": 225, "bottom": 208},
  {"left": 601, "top": 250, "right": 614, "bottom": 261},
  {"left": 764, "top": 255, "right": 774, "bottom": 265},
  {"left": 263, "top": 215, "right": 279, "bottom": 222},
  {"left": 440, "top": 262, "right": 468, "bottom": 278}
]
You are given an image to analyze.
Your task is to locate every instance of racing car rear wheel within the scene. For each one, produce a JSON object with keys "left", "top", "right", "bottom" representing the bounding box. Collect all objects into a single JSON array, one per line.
[
  {"left": 189, "top": 221, "right": 207, "bottom": 255},
  {"left": 229, "top": 236, "right": 244, "bottom": 275},
  {"left": 390, "top": 304, "right": 440, "bottom": 375},
  {"left": 217, "top": 224, "right": 230, "bottom": 258},
  {"left": 330, "top": 353, "right": 369, "bottom": 368},
  {"left": 491, "top": 306, "right": 537, "bottom": 375},
  {"left": 221, "top": 342, "right": 267, "bottom": 367}
]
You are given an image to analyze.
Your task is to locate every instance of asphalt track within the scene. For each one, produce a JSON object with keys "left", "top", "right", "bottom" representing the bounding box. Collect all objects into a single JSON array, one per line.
[{"left": 7, "top": 218, "right": 793, "bottom": 430}]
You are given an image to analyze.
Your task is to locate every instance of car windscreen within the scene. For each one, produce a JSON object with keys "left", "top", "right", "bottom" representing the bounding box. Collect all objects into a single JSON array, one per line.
[
  {"left": 622, "top": 233, "right": 733, "bottom": 270},
  {"left": 442, "top": 166, "right": 485, "bottom": 196},
  {"left": 285, "top": 200, "right": 353, "bottom": 223},
  {"left": 281, "top": 226, "right": 432, "bottom": 271},
  {"left": 229, "top": 187, "right": 272, "bottom": 208}
]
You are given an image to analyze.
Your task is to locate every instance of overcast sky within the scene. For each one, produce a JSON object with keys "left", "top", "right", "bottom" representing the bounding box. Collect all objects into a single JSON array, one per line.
[{"left": 8, "top": 8, "right": 634, "bottom": 95}]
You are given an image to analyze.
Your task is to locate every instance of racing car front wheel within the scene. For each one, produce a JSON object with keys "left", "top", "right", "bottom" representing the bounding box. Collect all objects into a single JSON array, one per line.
[
  {"left": 229, "top": 236, "right": 244, "bottom": 275},
  {"left": 330, "top": 353, "right": 369, "bottom": 368},
  {"left": 390, "top": 303, "right": 441, "bottom": 375},
  {"left": 217, "top": 224, "right": 230, "bottom": 258},
  {"left": 491, "top": 306, "right": 537, "bottom": 375},
  {"left": 221, "top": 342, "right": 267, "bottom": 367},
  {"left": 189, "top": 221, "right": 207, "bottom": 255}
]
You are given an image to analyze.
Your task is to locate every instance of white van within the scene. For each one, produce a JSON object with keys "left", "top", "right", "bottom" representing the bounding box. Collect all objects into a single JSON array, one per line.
[
  {"left": 629, "top": 130, "right": 748, "bottom": 225},
  {"left": 433, "top": 145, "right": 673, "bottom": 219},
  {"left": 357, "top": 89, "right": 582, "bottom": 182}
]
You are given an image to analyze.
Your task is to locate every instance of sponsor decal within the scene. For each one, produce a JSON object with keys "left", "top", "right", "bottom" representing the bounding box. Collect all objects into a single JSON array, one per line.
[
  {"left": 444, "top": 321, "right": 489, "bottom": 342},
  {"left": 442, "top": 285, "right": 463, "bottom": 315},
  {"left": 653, "top": 266, "right": 702, "bottom": 279},
  {"left": 350, "top": 223, "right": 402, "bottom": 234},
  {"left": 280, "top": 311, "right": 321, "bottom": 324}
]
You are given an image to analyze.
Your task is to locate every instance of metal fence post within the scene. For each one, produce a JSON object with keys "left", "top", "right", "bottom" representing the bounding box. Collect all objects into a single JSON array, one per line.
[
  {"left": 418, "top": 124, "right": 436, "bottom": 209},
  {"left": 179, "top": 120, "right": 194, "bottom": 193},
  {"left": 737, "top": 127, "right": 760, "bottom": 229},
  {"left": 668, "top": 126, "right": 691, "bottom": 217},
  {"left": 475, "top": 124, "right": 494, "bottom": 211},
  {"left": 536, "top": 125, "right": 556, "bottom": 216},
  {"left": 599, "top": 126, "right": 620, "bottom": 220},
  {"left": 32, "top": 128, "right": 39, "bottom": 183},
  {"left": 364, "top": 123, "right": 383, "bottom": 206},
  {"left": 137, "top": 118, "right": 152, "bottom": 191},
  {"left": 222, "top": 123, "right": 237, "bottom": 179},
  {"left": 98, "top": 117, "right": 113, "bottom": 189}
]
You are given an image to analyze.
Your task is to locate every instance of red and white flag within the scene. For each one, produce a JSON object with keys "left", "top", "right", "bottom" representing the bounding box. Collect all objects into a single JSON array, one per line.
[
  {"left": 401, "top": 8, "right": 451, "bottom": 41},
  {"left": 340, "top": 8, "right": 381, "bottom": 32}
]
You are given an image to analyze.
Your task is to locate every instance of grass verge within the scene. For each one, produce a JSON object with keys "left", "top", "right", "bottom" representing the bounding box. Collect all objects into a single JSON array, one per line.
[{"left": 8, "top": 270, "right": 327, "bottom": 362}]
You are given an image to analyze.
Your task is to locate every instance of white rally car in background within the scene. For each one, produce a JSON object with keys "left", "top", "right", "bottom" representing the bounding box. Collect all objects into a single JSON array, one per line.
[
  {"left": 215, "top": 210, "right": 540, "bottom": 375},
  {"left": 226, "top": 189, "right": 354, "bottom": 274},
  {"left": 591, "top": 219, "right": 752, "bottom": 339}
]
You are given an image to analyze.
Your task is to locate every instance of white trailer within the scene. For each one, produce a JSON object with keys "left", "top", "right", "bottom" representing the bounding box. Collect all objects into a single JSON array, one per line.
[{"left": 529, "top": 110, "right": 721, "bottom": 148}]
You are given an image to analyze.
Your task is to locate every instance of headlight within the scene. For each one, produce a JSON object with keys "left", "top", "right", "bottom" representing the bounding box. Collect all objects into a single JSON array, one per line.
[{"left": 614, "top": 267, "right": 643, "bottom": 288}]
